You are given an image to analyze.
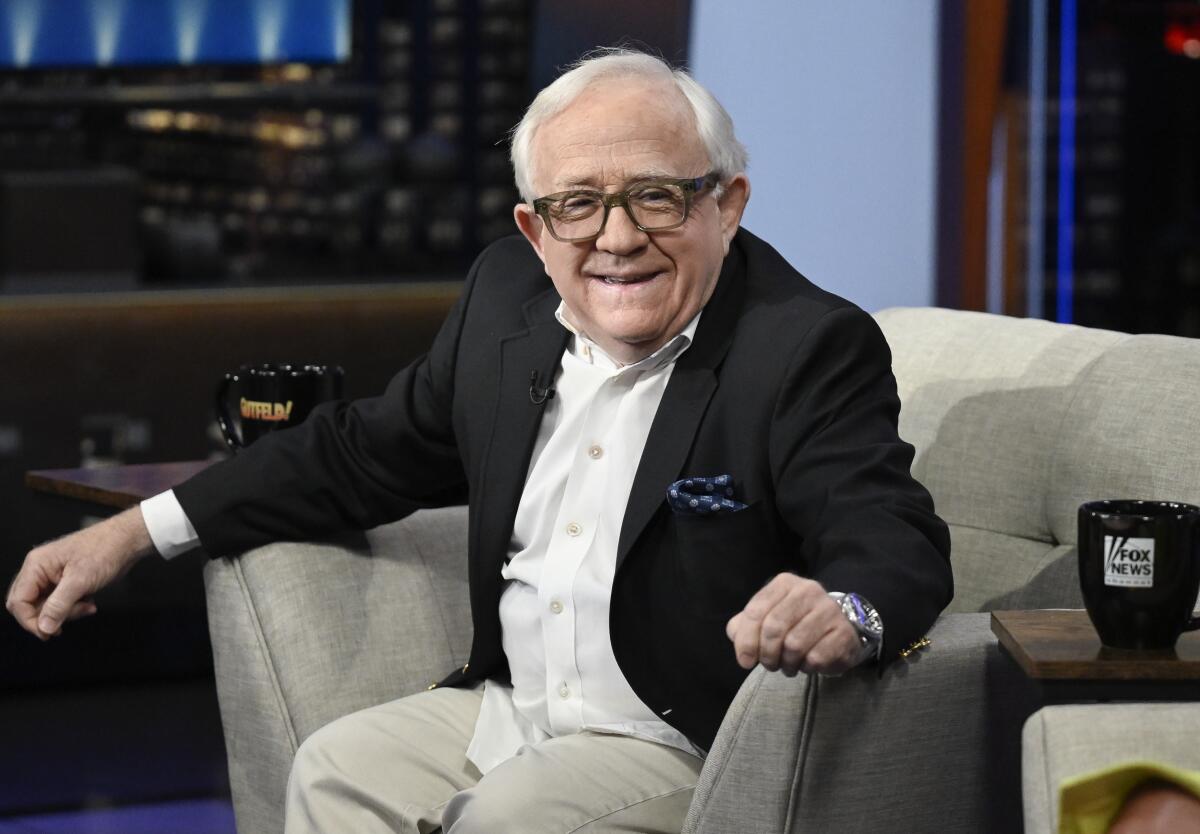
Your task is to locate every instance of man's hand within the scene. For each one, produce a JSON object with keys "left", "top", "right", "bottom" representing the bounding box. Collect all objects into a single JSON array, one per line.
[
  {"left": 1108, "top": 780, "right": 1200, "bottom": 834},
  {"left": 725, "top": 573, "right": 862, "bottom": 676},
  {"left": 6, "top": 506, "right": 155, "bottom": 640}
]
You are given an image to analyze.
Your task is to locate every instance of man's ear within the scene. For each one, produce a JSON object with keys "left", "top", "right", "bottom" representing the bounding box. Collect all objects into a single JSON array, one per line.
[
  {"left": 717, "top": 174, "right": 751, "bottom": 252},
  {"left": 514, "top": 203, "right": 548, "bottom": 265}
]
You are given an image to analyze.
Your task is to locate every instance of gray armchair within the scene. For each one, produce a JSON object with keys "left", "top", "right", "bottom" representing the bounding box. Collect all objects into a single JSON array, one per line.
[{"left": 205, "top": 307, "right": 1200, "bottom": 833}]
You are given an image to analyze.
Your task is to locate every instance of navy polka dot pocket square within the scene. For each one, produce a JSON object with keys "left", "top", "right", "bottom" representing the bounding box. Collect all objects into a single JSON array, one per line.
[{"left": 667, "top": 474, "right": 749, "bottom": 515}]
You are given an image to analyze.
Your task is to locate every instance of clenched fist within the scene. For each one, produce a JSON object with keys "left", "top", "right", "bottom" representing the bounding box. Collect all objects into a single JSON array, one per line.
[{"left": 725, "top": 573, "right": 861, "bottom": 676}]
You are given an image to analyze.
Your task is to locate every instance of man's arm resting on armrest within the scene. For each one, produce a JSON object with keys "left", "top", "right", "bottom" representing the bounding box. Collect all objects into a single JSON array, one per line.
[{"left": 6, "top": 504, "right": 158, "bottom": 639}]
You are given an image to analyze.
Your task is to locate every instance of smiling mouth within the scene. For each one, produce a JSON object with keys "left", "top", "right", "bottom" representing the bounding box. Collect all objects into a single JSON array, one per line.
[{"left": 594, "top": 272, "right": 659, "bottom": 286}]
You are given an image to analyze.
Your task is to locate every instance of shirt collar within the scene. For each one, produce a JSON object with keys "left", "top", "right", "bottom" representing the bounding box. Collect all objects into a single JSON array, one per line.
[{"left": 554, "top": 302, "right": 701, "bottom": 374}]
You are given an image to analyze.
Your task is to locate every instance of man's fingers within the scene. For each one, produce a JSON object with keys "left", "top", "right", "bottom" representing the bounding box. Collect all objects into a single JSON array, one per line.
[
  {"left": 730, "top": 578, "right": 790, "bottom": 669},
  {"left": 786, "top": 618, "right": 861, "bottom": 676},
  {"left": 729, "top": 574, "right": 828, "bottom": 671},
  {"left": 740, "top": 575, "right": 794, "bottom": 622},
  {"left": 7, "top": 560, "right": 57, "bottom": 637},
  {"left": 728, "top": 576, "right": 863, "bottom": 676},
  {"left": 731, "top": 618, "right": 760, "bottom": 670},
  {"left": 725, "top": 611, "right": 744, "bottom": 642},
  {"left": 757, "top": 583, "right": 827, "bottom": 670},
  {"left": 781, "top": 620, "right": 853, "bottom": 675},
  {"left": 6, "top": 595, "right": 46, "bottom": 639},
  {"left": 799, "top": 636, "right": 857, "bottom": 677},
  {"left": 779, "top": 618, "right": 823, "bottom": 673},
  {"left": 37, "top": 573, "right": 90, "bottom": 636}
]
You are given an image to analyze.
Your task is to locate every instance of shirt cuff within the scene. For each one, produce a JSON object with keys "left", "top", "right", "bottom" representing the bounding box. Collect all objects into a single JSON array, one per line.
[{"left": 141, "top": 490, "right": 200, "bottom": 560}]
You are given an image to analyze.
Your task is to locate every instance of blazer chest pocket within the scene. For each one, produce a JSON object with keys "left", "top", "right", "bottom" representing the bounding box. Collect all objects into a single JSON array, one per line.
[{"left": 670, "top": 501, "right": 781, "bottom": 622}]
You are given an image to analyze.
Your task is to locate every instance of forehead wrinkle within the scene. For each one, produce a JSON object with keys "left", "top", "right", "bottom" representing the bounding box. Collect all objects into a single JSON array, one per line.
[
  {"left": 556, "top": 167, "right": 688, "bottom": 192},
  {"left": 530, "top": 80, "right": 707, "bottom": 196},
  {"left": 547, "top": 139, "right": 703, "bottom": 191}
]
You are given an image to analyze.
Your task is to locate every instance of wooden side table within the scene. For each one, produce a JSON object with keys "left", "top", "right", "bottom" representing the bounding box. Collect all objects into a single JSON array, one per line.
[
  {"left": 991, "top": 609, "right": 1200, "bottom": 702},
  {"left": 25, "top": 460, "right": 214, "bottom": 510}
]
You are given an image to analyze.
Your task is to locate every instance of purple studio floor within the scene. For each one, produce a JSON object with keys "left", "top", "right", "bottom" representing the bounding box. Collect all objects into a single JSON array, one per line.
[{"left": 0, "top": 798, "right": 236, "bottom": 834}]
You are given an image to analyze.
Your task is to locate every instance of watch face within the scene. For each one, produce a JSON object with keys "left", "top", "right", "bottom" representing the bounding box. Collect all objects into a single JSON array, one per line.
[{"left": 843, "top": 593, "right": 883, "bottom": 636}]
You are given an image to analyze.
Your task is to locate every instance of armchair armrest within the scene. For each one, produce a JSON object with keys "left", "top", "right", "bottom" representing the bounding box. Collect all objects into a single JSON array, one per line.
[
  {"left": 203, "top": 505, "right": 471, "bottom": 834},
  {"left": 684, "top": 613, "right": 1041, "bottom": 834}
]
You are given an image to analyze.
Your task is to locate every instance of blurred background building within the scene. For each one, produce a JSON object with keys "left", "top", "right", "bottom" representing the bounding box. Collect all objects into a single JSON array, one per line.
[{"left": 1, "top": 0, "right": 1197, "bottom": 829}]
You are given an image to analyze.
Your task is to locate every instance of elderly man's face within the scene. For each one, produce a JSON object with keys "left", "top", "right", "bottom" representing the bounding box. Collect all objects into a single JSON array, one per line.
[{"left": 515, "top": 80, "right": 749, "bottom": 364}]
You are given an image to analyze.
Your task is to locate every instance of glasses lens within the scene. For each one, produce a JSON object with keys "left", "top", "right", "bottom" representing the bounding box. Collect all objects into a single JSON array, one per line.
[
  {"left": 545, "top": 193, "right": 605, "bottom": 240},
  {"left": 627, "top": 182, "right": 688, "bottom": 230}
]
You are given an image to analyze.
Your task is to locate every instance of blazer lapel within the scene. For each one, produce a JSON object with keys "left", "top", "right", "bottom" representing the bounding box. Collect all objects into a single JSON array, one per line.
[
  {"left": 471, "top": 289, "right": 570, "bottom": 596},
  {"left": 615, "top": 250, "right": 747, "bottom": 570}
]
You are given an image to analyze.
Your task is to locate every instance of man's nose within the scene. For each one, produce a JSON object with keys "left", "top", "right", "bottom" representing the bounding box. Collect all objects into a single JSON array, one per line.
[{"left": 594, "top": 203, "right": 649, "bottom": 255}]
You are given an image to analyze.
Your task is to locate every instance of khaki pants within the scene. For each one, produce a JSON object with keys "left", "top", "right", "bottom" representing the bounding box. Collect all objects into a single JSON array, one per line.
[{"left": 285, "top": 685, "right": 704, "bottom": 834}]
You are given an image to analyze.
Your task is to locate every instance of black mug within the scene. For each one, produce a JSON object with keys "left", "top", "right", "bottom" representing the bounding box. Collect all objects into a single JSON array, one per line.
[
  {"left": 215, "top": 363, "right": 344, "bottom": 451},
  {"left": 1078, "top": 500, "right": 1200, "bottom": 649}
]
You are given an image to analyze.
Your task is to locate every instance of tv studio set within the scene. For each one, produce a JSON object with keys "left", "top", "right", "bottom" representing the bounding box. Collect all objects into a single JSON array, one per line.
[{"left": 2, "top": 2, "right": 1199, "bottom": 833}]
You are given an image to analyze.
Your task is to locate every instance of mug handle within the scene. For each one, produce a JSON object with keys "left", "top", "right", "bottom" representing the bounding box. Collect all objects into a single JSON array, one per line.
[{"left": 215, "top": 374, "right": 243, "bottom": 451}]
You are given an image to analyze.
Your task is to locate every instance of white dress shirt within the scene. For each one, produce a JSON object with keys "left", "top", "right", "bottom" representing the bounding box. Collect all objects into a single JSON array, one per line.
[{"left": 466, "top": 306, "right": 703, "bottom": 772}]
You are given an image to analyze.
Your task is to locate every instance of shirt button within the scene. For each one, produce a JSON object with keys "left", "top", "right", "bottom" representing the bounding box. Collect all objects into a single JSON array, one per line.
[
  {"left": 549, "top": 600, "right": 564, "bottom": 614},
  {"left": 565, "top": 522, "right": 582, "bottom": 537},
  {"left": 558, "top": 683, "right": 570, "bottom": 699},
  {"left": 587, "top": 445, "right": 603, "bottom": 460}
]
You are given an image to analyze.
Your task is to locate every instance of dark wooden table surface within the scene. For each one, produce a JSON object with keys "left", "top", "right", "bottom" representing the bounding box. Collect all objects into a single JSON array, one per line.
[
  {"left": 25, "top": 460, "right": 214, "bottom": 510},
  {"left": 991, "top": 609, "right": 1200, "bottom": 701}
]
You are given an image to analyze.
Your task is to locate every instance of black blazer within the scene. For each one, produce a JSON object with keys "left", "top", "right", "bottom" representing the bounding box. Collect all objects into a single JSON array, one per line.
[{"left": 177, "top": 228, "right": 952, "bottom": 750}]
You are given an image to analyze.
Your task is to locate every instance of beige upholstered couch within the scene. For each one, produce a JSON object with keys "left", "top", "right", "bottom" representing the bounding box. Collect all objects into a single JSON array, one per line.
[{"left": 203, "top": 307, "right": 1200, "bottom": 833}]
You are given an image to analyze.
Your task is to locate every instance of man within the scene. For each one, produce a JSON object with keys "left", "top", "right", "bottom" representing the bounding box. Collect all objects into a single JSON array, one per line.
[{"left": 8, "top": 50, "right": 952, "bottom": 833}]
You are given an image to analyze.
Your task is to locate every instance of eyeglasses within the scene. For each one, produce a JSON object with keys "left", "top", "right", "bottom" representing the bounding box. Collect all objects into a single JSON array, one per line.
[{"left": 531, "top": 172, "right": 720, "bottom": 243}]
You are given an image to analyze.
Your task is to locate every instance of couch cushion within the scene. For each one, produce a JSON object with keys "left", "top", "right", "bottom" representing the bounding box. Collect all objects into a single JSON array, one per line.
[
  {"left": 1047, "top": 333, "right": 1200, "bottom": 546},
  {"left": 875, "top": 308, "right": 1127, "bottom": 548},
  {"left": 874, "top": 308, "right": 1136, "bottom": 611},
  {"left": 940, "top": 526, "right": 1067, "bottom": 614}
]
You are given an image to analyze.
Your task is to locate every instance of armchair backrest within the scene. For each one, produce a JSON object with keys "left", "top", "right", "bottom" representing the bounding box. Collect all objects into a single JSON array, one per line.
[{"left": 875, "top": 307, "right": 1200, "bottom": 612}]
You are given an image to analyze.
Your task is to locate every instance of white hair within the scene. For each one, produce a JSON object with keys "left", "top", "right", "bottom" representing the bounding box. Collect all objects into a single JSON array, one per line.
[{"left": 510, "top": 48, "right": 748, "bottom": 202}]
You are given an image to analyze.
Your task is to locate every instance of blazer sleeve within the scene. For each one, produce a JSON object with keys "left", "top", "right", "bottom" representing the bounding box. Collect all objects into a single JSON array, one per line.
[
  {"left": 173, "top": 252, "right": 483, "bottom": 557},
  {"left": 769, "top": 305, "right": 953, "bottom": 661}
]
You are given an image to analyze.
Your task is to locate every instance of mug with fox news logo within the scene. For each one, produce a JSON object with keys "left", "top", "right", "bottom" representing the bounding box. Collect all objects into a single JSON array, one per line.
[
  {"left": 215, "top": 363, "right": 344, "bottom": 451},
  {"left": 1078, "top": 500, "right": 1200, "bottom": 649}
]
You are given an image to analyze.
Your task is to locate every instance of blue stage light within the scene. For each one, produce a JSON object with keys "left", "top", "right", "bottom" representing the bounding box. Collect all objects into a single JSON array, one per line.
[
  {"left": 0, "top": 0, "right": 348, "bottom": 69},
  {"left": 9, "top": 0, "right": 42, "bottom": 68},
  {"left": 1056, "top": 0, "right": 1077, "bottom": 324},
  {"left": 254, "top": 0, "right": 286, "bottom": 63},
  {"left": 91, "top": 0, "right": 127, "bottom": 66},
  {"left": 173, "top": 0, "right": 210, "bottom": 65}
]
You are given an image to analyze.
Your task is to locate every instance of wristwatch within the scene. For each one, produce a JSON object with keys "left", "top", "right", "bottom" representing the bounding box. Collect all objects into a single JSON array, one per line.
[{"left": 828, "top": 591, "right": 884, "bottom": 665}]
